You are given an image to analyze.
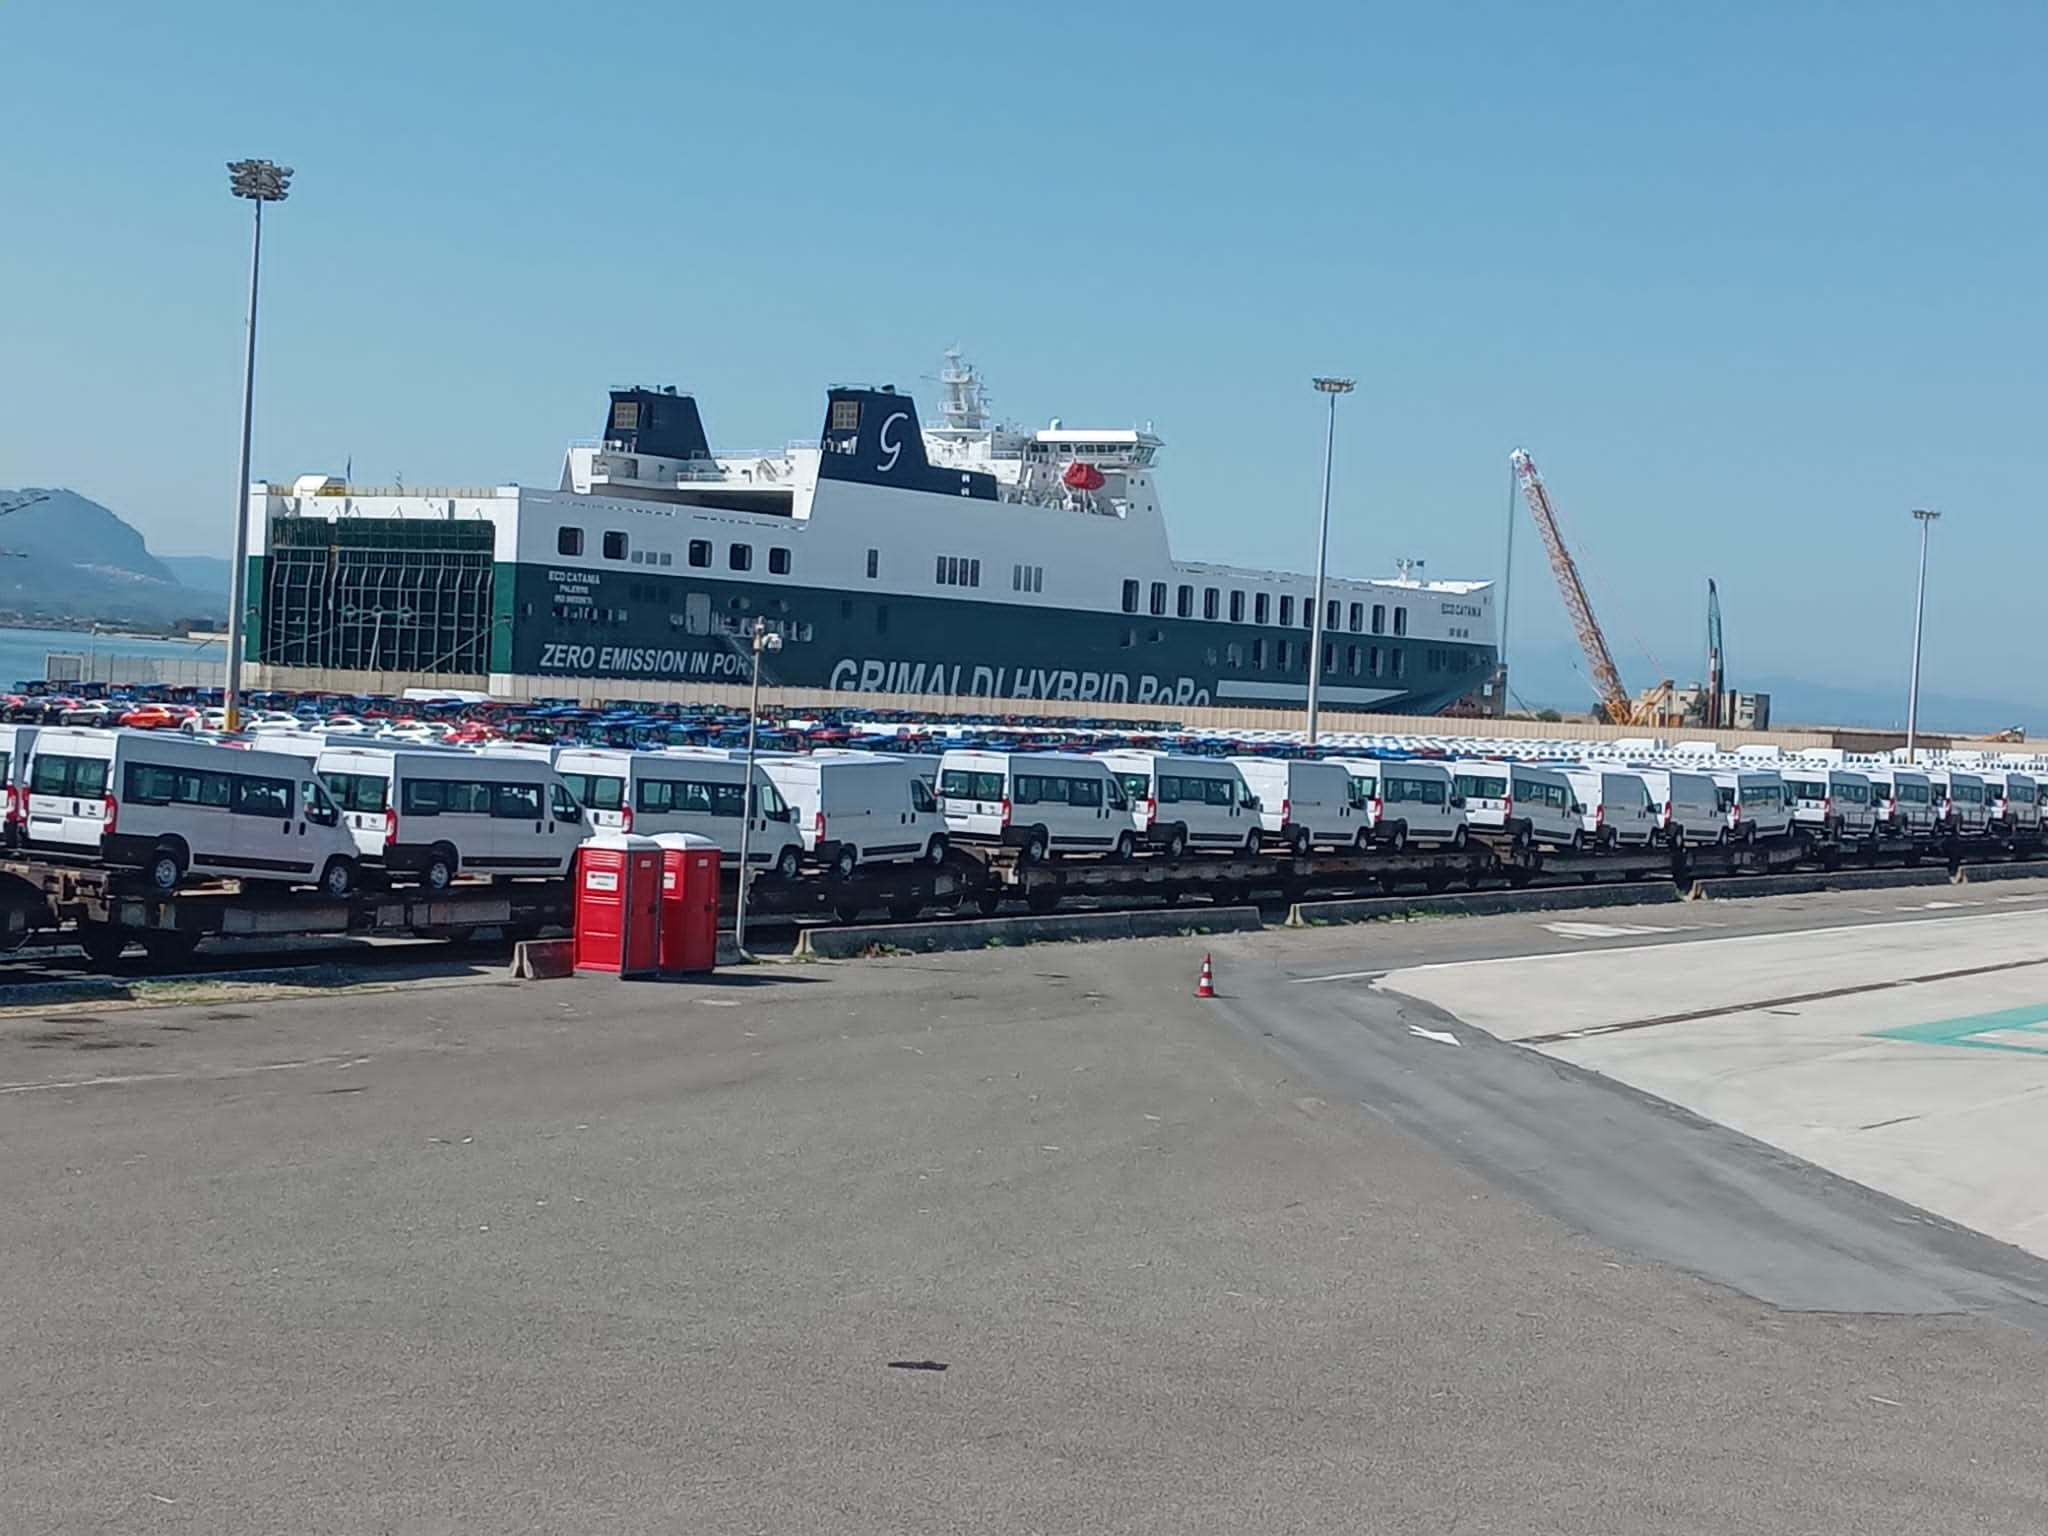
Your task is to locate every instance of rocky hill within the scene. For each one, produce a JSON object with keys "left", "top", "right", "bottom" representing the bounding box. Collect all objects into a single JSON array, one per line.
[{"left": 0, "top": 488, "right": 225, "bottom": 626}]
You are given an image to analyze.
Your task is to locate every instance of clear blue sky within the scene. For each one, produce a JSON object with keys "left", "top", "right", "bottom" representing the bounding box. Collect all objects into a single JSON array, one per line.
[{"left": 2, "top": 0, "right": 2042, "bottom": 709}]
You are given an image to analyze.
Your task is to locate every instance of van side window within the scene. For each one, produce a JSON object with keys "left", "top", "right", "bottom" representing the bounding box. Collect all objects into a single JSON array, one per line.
[
  {"left": 550, "top": 785, "right": 582, "bottom": 821},
  {"left": 492, "top": 783, "right": 543, "bottom": 820},
  {"left": 402, "top": 780, "right": 446, "bottom": 816},
  {"left": 1203, "top": 777, "right": 1236, "bottom": 807},
  {"left": 1069, "top": 777, "right": 1104, "bottom": 809},
  {"left": 233, "top": 775, "right": 294, "bottom": 819}
]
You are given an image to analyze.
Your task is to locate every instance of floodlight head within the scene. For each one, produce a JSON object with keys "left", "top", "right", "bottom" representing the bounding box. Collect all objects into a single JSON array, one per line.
[
  {"left": 1911, "top": 508, "right": 1942, "bottom": 523},
  {"left": 228, "top": 159, "right": 293, "bottom": 202},
  {"left": 1311, "top": 377, "right": 1355, "bottom": 395}
]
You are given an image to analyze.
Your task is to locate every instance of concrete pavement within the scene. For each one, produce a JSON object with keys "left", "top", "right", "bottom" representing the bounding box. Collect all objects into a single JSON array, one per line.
[{"left": 3, "top": 890, "right": 2048, "bottom": 1530}]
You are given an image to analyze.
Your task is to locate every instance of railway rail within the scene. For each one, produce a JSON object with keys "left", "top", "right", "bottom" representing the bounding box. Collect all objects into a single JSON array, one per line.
[{"left": 0, "top": 826, "right": 2036, "bottom": 977}]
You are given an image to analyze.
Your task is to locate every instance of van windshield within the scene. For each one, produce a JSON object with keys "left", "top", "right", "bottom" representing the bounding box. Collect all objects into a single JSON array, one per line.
[
  {"left": 320, "top": 771, "right": 389, "bottom": 814},
  {"left": 561, "top": 772, "right": 624, "bottom": 812},
  {"left": 1349, "top": 774, "right": 1377, "bottom": 803},
  {"left": 1716, "top": 787, "right": 1737, "bottom": 810}
]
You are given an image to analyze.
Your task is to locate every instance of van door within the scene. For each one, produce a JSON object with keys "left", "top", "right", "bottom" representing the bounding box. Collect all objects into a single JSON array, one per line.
[
  {"left": 231, "top": 768, "right": 304, "bottom": 876},
  {"left": 28, "top": 750, "right": 111, "bottom": 851}
]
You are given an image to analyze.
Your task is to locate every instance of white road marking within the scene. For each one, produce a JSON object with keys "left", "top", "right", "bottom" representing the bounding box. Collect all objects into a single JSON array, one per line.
[
  {"left": 1407, "top": 1025, "right": 1460, "bottom": 1046},
  {"left": 0, "top": 1053, "right": 366, "bottom": 1096},
  {"left": 1542, "top": 921, "right": 1684, "bottom": 939},
  {"left": 1290, "top": 969, "right": 1383, "bottom": 985}
]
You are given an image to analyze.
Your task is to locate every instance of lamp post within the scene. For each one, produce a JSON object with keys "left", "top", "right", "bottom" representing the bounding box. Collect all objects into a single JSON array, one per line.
[
  {"left": 1905, "top": 508, "right": 1941, "bottom": 761},
  {"left": 733, "top": 617, "right": 784, "bottom": 955},
  {"left": 1305, "top": 376, "right": 1355, "bottom": 744},
  {"left": 223, "top": 158, "right": 293, "bottom": 733}
]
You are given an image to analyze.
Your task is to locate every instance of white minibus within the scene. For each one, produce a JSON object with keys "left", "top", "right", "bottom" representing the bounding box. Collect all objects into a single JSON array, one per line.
[
  {"left": 1371, "top": 760, "right": 1470, "bottom": 850},
  {"left": 937, "top": 750, "right": 1135, "bottom": 862},
  {"left": 1707, "top": 769, "right": 1793, "bottom": 844},
  {"left": 1098, "top": 751, "right": 1257, "bottom": 858},
  {"left": 317, "top": 746, "right": 586, "bottom": 891},
  {"left": 1865, "top": 767, "right": 1939, "bottom": 837},
  {"left": 23, "top": 727, "right": 359, "bottom": 895},
  {"left": 1631, "top": 767, "right": 1727, "bottom": 848},
  {"left": 556, "top": 747, "right": 805, "bottom": 878},
  {"left": 1783, "top": 767, "right": 1878, "bottom": 840}
]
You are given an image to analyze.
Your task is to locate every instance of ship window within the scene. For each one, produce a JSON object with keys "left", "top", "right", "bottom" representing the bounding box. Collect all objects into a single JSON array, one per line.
[
  {"left": 1322, "top": 641, "right": 1335, "bottom": 674},
  {"left": 830, "top": 398, "right": 861, "bottom": 433},
  {"left": 1225, "top": 642, "right": 1243, "bottom": 667},
  {"left": 1254, "top": 593, "right": 1270, "bottom": 626},
  {"left": 970, "top": 559, "right": 980, "bottom": 586},
  {"left": 1252, "top": 638, "right": 1267, "bottom": 670},
  {"left": 1229, "top": 590, "right": 1244, "bottom": 623},
  {"left": 1371, "top": 603, "right": 1386, "bottom": 635},
  {"left": 865, "top": 548, "right": 879, "bottom": 579},
  {"left": 1176, "top": 584, "right": 1194, "bottom": 618},
  {"left": 1121, "top": 579, "right": 1140, "bottom": 613},
  {"left": 876, "top": 603, "right": 889, "bottom": 634},
  {"left": 769, "top": 546, "right": 791, "bottom": 575},
  {"left": 1327, "top": 600, "right": 1341, "bottom": 630},
  {"left": 1148, "top": 629, "right": 1163, "bottom": 644},
  {"left": 1119, "top": 628, "right": 1135, "bottom": 649},
  {"left": 603, "top": 531, "right": 628, "bottom": 561},
  {"left": 630, "top": 550, "right": 644, "bottom": 564},
  {"left": 1391, "top": 648, "right": 1406, "bottom": 678},
  {"left": 1369, "top": 645, "right": 1383, "bottom": 676},
  {"left": 1279, "top": 595, "right": 1295, "bottom": 628},
  {"left": 611, "top": 399, "right": 639, "bottom": 432},
  {"left": 557, "top": 526, "right": 583, "bottom": 557},
  {"left": 1203, "top": 587, "right": 1219, "bottom": 620},
  {"left": 1149, "top": 582, "right": 1167, "bottom": 617},
  {"left": 1303, "top": 600, "right": 1313, "bottom": 628},
  {"left": 1278, "top": 639, "right": 1294, "bottom": 671},
  {"left": 688, "top": 539, "right": 711, "bottom": 567},
  {"left": 1348, "top": 602, "right": 1364, "bottom": 633},
  {"left": 1393, "top": 606, "right": 1408, "bottom": 636},
  {"left": 1346, "top": 644, "right": 1360, "bottom": 676},
  {"left": 729, "top": 543, "right": 752, "bottom": 571}
]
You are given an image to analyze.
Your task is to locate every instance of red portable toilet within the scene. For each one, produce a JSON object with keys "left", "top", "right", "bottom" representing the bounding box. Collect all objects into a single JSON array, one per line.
[
  {"left": 651, "top": 832, "right": 721, "bottom": 975},
  {"left": 573, "top": 833, "right": 663, "bottom": 978}
]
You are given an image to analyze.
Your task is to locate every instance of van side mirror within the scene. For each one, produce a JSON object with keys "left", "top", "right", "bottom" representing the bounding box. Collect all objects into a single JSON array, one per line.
[
  {"left": 1449, "top": 795, "right": 1466, "bottom": 810},
  {"left": 308, "top": 804, "right": 338, "bottom": 828}
]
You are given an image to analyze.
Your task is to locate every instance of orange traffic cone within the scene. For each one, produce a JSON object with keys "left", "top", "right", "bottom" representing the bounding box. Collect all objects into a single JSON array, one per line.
[{"left": 1196, "top": 953, "right": 1216, "bottom": 998}]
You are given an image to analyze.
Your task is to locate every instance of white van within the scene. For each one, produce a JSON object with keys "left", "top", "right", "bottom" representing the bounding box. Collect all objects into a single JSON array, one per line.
[
  {"left": 0, "top": 723, "right": 37, "bottom": 849},
  {"left": 316, "top": 745, "right": 586, "bottom": 891},
  {"left": 1924, "top": 768, "right": 1991, "bottom": 838},
  {"left": 1707, "top": 769, "right": 1793, "bottom": 844},
  {"left": 1227, "top": 757, "right": 1361, "bottom": 855},
  {"left": 937, "top": 750, "right": 1135, "bottom": 862},
  {"left": 1559, "top": 767, "right": 1659, "bottom": 849},
  {"left": 1630, "top": 767, "right": 1725, "bottom": 848},
  {"left": 556, "top": 747, "right": 804, "bottom": 878},
  {"left": 1783, "top": 767, "right": 1878, "bottom": 840},
  {"left": 1370, "top": 760, "right": 1470, "bottom": 850},
  {"left": 1978, "top": 769, "right": 2041, "bottom": 838},
  {"left": 1099, "top": 751, "right": 1257, "bottom": 858},
  {"left": 1866, "top": 766, "right": 1939, "bottom": 838},
  {"left": 1451, "top": 761, "right": 1582, "bottom": 850},
  {"left": 757, "top": 752, "right": 946, "bottom": 876},
  {"left": 23, "top": 727, "right": 359, "bottom": 895}
]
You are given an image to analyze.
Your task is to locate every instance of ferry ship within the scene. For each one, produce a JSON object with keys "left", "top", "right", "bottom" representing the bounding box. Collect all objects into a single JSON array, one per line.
[{"left": 246, "top": 355, "right": 1500, "bottom": 713}]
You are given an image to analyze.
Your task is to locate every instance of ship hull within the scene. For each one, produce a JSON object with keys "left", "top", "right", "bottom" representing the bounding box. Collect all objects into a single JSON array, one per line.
[{"left": 496, "top": 563, "right": 1496, "bottom": 713}]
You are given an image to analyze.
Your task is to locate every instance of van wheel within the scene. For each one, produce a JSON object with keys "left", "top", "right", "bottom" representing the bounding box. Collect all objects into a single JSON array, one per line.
[
  {"left": 924, "top": 834, "right": 948, "bottom": 867},
  {"left": 1451, "top": 824, "right": 1469, "bottom": 850},
  {"left": 1744, "top": 823, "right": 1758, "bottom": 847},
  {"left": 318, "top": 856, "right": 356, "bottom": 899},
  {"left": 148, "top": 841, "right": 187, "bottom": 894},
  {"left": 1513, "top": 825, "right": 1533, "bottom": 853},
  {"left": 1244, "top": 829, "right": 1262, "bottom": 857},
  {"left": 1020, "top": 829, "right": 1049, "bottom": 865},
  {"left": 831, "top": 846, "right": 858, "bottom": 880},
  {"left": 1291, "top": 826, "right": 1313, "bottom": 859},
  {"left": 1716, "top": 827, "right": 1730, "bottom": 847},
  {"left": 1385, "top": 824, "right": 1408, "bottom": 853},
  {"left": 423, "top": 847, "right": 457, "bottom": 893},
  {"left": 1163, "top": 826, "right": 1188, "bottom": 862},
  {"left": 774, "top": 846, "right": 802, "bottom": 881},
  {"left": 1112, "top": 831, "right": 1136, "bottom": 862}
]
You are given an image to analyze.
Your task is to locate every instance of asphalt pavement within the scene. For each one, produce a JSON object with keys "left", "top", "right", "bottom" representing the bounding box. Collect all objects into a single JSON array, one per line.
[{"left": 2, "top": 884, "right": 2047, "bottom": 1532}]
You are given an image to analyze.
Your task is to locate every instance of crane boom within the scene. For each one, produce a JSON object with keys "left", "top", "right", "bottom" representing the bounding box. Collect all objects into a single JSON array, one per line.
[
  {"left": 1509, "top": 448, "right": 1635, "bottom": 724},
  {"left": 1705, "top": 579, "right": 1725, "bottom": 728}
]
